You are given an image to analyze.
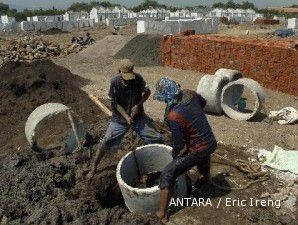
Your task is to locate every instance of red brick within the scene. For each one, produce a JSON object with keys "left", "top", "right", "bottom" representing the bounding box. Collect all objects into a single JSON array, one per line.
[{"left": 160, "top": 35, "right": 298, "bottom": 96}]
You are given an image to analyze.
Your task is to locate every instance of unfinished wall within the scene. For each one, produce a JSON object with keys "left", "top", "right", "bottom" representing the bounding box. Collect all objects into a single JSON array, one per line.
[
  {"left": 21, "top": 19, "right": 94, "bottom": 32},
  {"left": 288, "top": 18, "right": 298, "bottom": 29},
  {"left": 106, "top": 18, "right": 138, "bottom": 26},
  {"left": 160, "top": 35, "right": 298, "bottom": 95},
  {"left": 138, "top": 18, "right": 219, "bottom": 34}
]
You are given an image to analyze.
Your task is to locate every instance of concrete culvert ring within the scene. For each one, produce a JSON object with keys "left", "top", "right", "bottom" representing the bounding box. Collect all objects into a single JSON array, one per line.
[
  {"left": 197, "top": 75, "right": 229, "bottom": 115},
  {"left": 25, "top": 103, "right": 86, "bottom": 153},
  {"left": 116, "top": 144, "right": 188, "bottom": 214},
  {"left": 214, "top": 68, "right": 243, "bottom": 82},
  {"left": 221, "top": 78, "right": 266, "bottom": 121},
  {"left": 215, "top": 68, "right": 244, "bottom": 103}
]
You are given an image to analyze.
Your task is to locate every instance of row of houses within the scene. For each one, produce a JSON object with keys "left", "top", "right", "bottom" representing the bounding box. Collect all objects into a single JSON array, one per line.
[
  {"left": 209, "top": 8, "right": 263, "bottom": 22},
  {"left": 3, "top": 5, "right": 298, "bottom": 33},
  {"left": 5, "top": 6, "right": 263, "bottom": 26},
  {"left": 89, "top": 7, "right": 264, "bottom": 23},
  {"left": 0, "top": 15, "right": 17, "bottom": 32},
  {"left": 27, "top": 11, "right": 89, "bottom": 22}
]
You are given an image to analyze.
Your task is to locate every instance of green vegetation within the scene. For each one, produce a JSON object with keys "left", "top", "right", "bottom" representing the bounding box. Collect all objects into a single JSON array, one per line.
[
  {"left": 131, "top": 0, "right": 178, "bottom": 12},
  {"left": 212, "top": 1, "right": 256, "bottom": 10},
  {"left": 0, "top": 3, "right": 65, "bottom": 21},
  {"left": 257, "top": 8, "right": 298, "bottom": 19},
  {"left": 14, "top": 7, "right": 66, "bottom": 21},
  {"left": 68, "top": 1, "right": 120, "bottom": 12}
]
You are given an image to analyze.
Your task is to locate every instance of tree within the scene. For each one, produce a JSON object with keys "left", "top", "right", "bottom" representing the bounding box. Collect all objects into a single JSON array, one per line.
[
  {"left": 132, "top": 0, "right": 167, "bottom": 12},
  {"left": 68, "top": 2, "right": 92, "bottom": 12},
  {"left": 0, "top": 2, "right": 10, "bottom": 14},
  {"left": 241, "top": 1, "right": 255, "bottom": 10},
  {"left": 226, "top": 1, "right": 238, "bottom": 9},
  {"left": 212, "top": 2, "right": 225, "bottom": 8},
  {"left": 212, "top": 1, "right": 255, "bottom": 9},
  {"left": 67, "top": 1, "right": 120, "bottom": 12}
]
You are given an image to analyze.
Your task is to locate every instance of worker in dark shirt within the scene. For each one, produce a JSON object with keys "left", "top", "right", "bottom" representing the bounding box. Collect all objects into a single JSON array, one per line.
[
  {"left": 87, "top": 60, "right": 163, "bottom": 180},
  {"left": 153, "top": 77, "right": 217, "bottom": 221}
]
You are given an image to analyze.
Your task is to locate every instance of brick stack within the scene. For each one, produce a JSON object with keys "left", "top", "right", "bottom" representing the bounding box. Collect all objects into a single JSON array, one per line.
[
  {"left": 254, "top": 19, "right": 280, "bottom": 25},
  {"left": 160, "top": 35, "right": 298, "bottom": 95}
]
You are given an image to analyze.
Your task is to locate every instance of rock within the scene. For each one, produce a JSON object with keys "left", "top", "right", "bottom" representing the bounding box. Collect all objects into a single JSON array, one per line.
[
  {"left": 26, "top": 45, "right": 33, "bottom": 53},
  {"left": 1, "top": 216, "right": 8, "bottom": 225},
  {"left": 0, "top": 34, "right": 94, "bottom": 67},
  {"left": 260, "top": 192, "right": 270, "bottom": 198}
]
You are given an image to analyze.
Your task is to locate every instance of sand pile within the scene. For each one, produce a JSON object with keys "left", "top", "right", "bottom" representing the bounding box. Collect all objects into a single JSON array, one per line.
[{"left": 114, "top": 34, "right": 162, "bottom": 67}]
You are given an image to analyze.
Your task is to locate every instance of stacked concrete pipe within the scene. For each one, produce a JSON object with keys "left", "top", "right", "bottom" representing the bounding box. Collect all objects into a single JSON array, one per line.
[
  {"left": 221, "top": 78, "right": 266, "bottom": 121},
  {"left": 214, "top": 68, "right": 243, "bottom": 82},
  {"left": 116, "top": 144, "right": 188, "bottom": 214},
  {"left": 196, "top": 74, "right": 229, "bottom": 114},
  {"left": 197, "top": 68, "right": 265, "bottom": 121},
  {"left": 215, "top": 68, "right": 244, "bottom": 104}
]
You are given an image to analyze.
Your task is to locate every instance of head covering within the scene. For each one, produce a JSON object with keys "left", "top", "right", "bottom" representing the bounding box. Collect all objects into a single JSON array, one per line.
[
  {"left": 119, "top": 59, "right": 135, "bottom": 80},
  {"left": 153, "top": 77, "right": 181, "bottom": 103}
]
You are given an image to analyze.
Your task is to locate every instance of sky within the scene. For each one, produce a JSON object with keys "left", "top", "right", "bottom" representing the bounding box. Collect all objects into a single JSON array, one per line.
[{"left": 1, "top": 0, "right": 297, "bottom": 11}]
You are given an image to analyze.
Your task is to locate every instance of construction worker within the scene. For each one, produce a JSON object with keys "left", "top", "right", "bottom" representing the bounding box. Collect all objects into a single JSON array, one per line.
[
  {"left": 87, "top": 59, "right": 164, "bottom": 180},
  {"left": 153, "top": 78, "right": 217, "bottom": 221}
]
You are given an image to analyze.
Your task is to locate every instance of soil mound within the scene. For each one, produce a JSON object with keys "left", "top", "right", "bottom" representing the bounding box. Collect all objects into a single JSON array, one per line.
[
  {"left": 0, "top": 145, "right": 162, "bottom": 224},
  {"left": 0, "top": 60, "right": 164, "bottom": 224},
  {"left": 42, "top": 28, "right": 68, "bottom": 35},
  {"left": 114, "top": 34, "right": 162, "bottom": 67},
  {"left": 0, "top": 60, "right": 109, "bottom": 154}
]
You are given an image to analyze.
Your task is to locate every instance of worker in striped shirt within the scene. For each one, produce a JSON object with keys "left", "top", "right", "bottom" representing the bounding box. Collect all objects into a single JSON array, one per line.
[{"left": 153, "top": 77, "right": 217, "bottom": 221}]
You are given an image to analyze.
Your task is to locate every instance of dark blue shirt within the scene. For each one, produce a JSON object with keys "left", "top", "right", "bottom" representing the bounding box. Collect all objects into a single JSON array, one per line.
[
  {"left": 166, "top": 89, "right": 217, "bottom": 153},
  {"left": 108, "top": 73, "right": 149, "bottom": 123}
]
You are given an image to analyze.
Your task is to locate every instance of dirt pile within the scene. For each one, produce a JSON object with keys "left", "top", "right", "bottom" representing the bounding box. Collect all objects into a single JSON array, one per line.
[
  {"left": 114, "top": 34, "right": 162, "bottom": 67},
  {"left": 0, "top": 145, "right": 162, "bottom": 224},
  {"left": 0, "top": 60, "right": 163, "bottom": 224},
  {"left": 0, "top": 60, "right": 108, "bottom": 154}
]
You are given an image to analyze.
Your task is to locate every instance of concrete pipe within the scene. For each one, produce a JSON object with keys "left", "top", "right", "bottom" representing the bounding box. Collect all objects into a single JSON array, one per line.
[
  {"left": 214, "top": 68, "right": 243, "bottom": 82},
  {"left": 197, "top": 74, "right": 229, "bottom": 114},
  {"left": 116, "top": 144, "right": 188, "bottom": 214},
  {"left": 221, "top": 78, "right": 266, "bottom": 121},
  {"left": 25, "top": 103, "right": 86, "bottom": 153},
  {"left": 215, "top": 68, "right": 244, "bottom": 103}
]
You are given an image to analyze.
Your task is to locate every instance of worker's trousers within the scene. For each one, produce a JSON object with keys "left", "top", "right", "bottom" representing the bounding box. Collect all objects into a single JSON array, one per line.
[
  {"left": 159, "top": 142, "right": 217, "bottom": 190},
  {"left": 100, "top": 115, "right": 164, "bottom": 152}
]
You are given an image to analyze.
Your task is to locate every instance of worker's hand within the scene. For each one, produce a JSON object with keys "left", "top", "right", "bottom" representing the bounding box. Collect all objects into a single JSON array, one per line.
[
  {"left": 131, "top": 105, "right": 139, "bottom": 119},
  {"left": 125, "top": 116, "right": 133, "bottom": 125}
]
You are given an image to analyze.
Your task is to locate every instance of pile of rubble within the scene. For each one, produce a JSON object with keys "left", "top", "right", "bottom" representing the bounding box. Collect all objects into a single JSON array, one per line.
[{"left": 0, "top": 34, "right": 94, "bottom": 68}]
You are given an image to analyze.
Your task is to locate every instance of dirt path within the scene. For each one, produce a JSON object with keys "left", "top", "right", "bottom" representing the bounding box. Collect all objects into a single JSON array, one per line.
[{"left": 54, "top": 34, "right": 298, "bottom": 151}]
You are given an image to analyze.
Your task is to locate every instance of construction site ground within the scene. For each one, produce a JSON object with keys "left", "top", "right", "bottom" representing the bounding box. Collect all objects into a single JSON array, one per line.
[{"left": 0, "top": 24, "right": 297, "bottom": 225}]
